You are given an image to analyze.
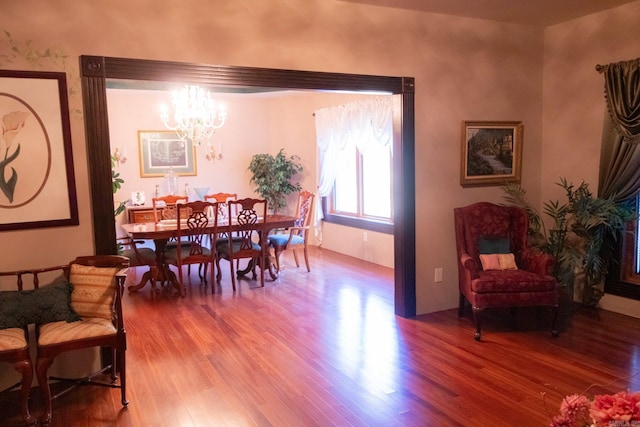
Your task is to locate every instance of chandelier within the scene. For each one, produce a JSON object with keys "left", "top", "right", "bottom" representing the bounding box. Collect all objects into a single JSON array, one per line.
[{"left": 160, "top": 85, "right": 227, "bottom": 160}]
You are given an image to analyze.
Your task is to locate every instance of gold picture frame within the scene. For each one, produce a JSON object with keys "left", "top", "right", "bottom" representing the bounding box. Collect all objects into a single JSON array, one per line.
[
  {"left": 138, "top": 130, "right": 197, "bottom": 177},
  {"left": 460, "top": 121, "right": 523, "bottom": 187}
]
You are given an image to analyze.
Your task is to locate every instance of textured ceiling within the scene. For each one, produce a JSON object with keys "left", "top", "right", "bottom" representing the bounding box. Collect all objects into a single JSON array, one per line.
[{"left": 339, "top": 0, "right": 638, "bottom": 26}]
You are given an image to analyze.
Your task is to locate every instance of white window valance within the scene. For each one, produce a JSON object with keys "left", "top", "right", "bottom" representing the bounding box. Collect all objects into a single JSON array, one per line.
[{"left": 313, "top": 96, "right": 394, "bottom": 238}]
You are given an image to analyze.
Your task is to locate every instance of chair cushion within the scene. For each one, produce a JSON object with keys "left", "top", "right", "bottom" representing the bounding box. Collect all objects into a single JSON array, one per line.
[
  {"left": 480, "top": 253, "right": 518, "bottom": 271},
  {"left": 165, "top": 244, "right": 212, "bottom": 260},
  {"left": 38, "top": 317, "right": 116, "bottom": 345},
  {"left": 69, "top": 264, "right": 118, "bottom": 320},
  {"left": 479, "top": 254, "right": 501, "bottom": 271},
  {"left": 478, "top": 236, "right": 510, "bottom": 254},
  {"left": 166, "top": 238, "right": 194, "bottom": 248},
  {"left": 498, "top": 253, "right": 518, "bottom": 270},
  {"left": 0, "top": 282, "right": 81, "bottom": 329},
  {"left": 217, "top": 241, "right": 262, "bottom": 256},
  {"left": 269, "top": 233, "right": 304, "bottom": 246},
  {"left": 215, "top": 236, "right": 242, "bottom": 247},
  {"left": 471, "top": 270, "right": 556, "bottom": 293},
  {"left": 121, "top": 247, "right": 156, "bottom": 266},
  {"left": 0, "top": 327, "right": 28, "bottom": 351}
]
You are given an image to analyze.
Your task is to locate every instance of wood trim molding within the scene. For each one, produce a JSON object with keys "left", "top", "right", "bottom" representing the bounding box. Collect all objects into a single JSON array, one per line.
[{"left": 80, "top": 55, "right": 416, "bottom": 317}]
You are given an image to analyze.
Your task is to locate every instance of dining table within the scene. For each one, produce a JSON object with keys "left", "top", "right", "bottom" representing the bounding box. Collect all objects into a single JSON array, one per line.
[{"left": 121, "top": 214, "right": 296, "bottom": 294}]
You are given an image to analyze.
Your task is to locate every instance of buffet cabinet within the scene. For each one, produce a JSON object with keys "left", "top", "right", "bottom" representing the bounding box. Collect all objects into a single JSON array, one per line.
[{"left": 126, "top": 206, "right": 161, "bottom": 224}]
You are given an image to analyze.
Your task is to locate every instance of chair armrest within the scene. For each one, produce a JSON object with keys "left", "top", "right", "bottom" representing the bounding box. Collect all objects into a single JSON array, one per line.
[
  {"left": 460, "top": 253, "right": 480, "bottom": 278},
  {"left": 521, "top": 249, "right": 555, "bottom": 276}
]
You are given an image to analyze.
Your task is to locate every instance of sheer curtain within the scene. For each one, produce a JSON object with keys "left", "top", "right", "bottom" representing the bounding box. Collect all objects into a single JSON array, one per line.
[
  {"left": 597, "top": 58, "right": 640, "bottom": 201},
  {"left": 314, "top": 96, "right": 393, "bottom": 239}
]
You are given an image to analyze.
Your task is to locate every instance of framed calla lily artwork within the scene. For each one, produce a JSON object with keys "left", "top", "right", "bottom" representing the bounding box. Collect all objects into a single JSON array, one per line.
[{"left": 0, "top": 70, "right": 78, "bottom": 231}]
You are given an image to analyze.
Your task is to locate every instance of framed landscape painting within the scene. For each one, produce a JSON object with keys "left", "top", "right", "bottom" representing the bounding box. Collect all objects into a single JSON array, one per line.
[
  {"left": 460, "top": 121, "right": 523, "bottom": 187},
  {"left": 138, "top": 130, "right": 197, "bottom": 177}
]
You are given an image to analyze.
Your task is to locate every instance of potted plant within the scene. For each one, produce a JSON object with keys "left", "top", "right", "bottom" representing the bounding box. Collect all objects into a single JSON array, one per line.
[
  {"left": 112, "top": 154, "right": 127, "bottom": 217},
  {"left": 502, "top": 178, "right": 635, "bottom": 307},
  {"left": 248, "top": 149, "right": 303, "bottom": 214}
]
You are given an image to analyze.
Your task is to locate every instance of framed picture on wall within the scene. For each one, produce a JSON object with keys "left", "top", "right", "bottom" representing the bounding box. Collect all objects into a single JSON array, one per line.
[
  {"left": 0, "top": 70, "right": 79, "bottom": 231},
  {"left": 460, "top": 121, "right": 523, "bottom": 187},
  {"left": 138, "top": 130, "right": 197, "bottom": 177}
]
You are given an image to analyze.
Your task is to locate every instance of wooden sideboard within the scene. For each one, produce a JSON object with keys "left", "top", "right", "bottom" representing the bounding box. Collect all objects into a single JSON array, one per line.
[{"left": 126, "top": 206, "right": 159, "bottom": 224}]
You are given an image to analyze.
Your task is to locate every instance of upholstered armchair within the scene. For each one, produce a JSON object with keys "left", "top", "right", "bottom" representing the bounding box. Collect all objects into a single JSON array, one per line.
[{"left": 454, "top": 202, "right": 559, "bottom": 341}]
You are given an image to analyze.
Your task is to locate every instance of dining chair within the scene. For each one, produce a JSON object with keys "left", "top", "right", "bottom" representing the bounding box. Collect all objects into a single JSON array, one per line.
[
  {"left": 202, "top": 192, "right": 238, "bottom": 276},
  {"left": 36, "top": 255, "right": 130, "bottom": 425},
  {"left": 117, "top": 236, "right": 161, "bottom": 294},
  {"left": 216, "top": 198, "right": 268, "bottom": 290},
  {"left": 164, "top": 201, "right": 218, "bottom": 297},
  {"left": 204, "top": 192, "right": 240, "bottom": 246},
  {"left": 0, "top": 272, "right": 37, "bottom": 426},
  {"left": 152, "top": 194, "right": 197, "bottom": 277},
  {"left": 204, "top": 192, "right": 238, "bottom": 228},
  {"left": 151, "top": 195, "right": 189, "bottom": 223},
  {"left": 268, "top": 190, "right": 315, "bottom": 273}
]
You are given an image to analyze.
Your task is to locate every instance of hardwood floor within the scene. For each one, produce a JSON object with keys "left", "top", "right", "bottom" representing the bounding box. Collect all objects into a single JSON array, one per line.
[{"left": 2, "top": 246, "right": 640, "bottom": 426}]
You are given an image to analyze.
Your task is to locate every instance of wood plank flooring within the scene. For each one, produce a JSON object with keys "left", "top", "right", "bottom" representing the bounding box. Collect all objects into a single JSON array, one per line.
[{"left": 2, "top": 246, "right": 640, "bottom": 426}]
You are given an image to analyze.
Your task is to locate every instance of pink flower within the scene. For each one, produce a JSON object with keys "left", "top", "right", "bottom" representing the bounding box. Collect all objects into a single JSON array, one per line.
[
  {"left": 561, "top": 394, "right": 591, "bottom": 416},
  {"left": 589, "top": 391, "right": 640, "bottom": 424},
  {"left": 550, "top": 412, "right": 574, "bottom": 427},
  {"left": 551, "top": 394, "right": 591, "bottom": 426},
  {"left": 2, "top": 111, "right": 29, "bottom": 152}
]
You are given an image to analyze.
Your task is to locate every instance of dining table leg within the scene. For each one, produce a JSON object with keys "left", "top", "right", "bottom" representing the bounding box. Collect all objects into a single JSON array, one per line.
[
  {"left": 128, "top": 270, "right": 155, "bottom": 293},
  {"left": 127, "top": 238, "right": 181, "bottom": 294}
]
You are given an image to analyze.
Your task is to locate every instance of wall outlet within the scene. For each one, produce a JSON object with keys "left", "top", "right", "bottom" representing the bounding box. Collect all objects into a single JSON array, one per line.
[
  {"left": 363, "top": 231, "right": 368, "bottom": 242},
  {"left": 434, "top": 267, "right": 443, "bottom": 283}
]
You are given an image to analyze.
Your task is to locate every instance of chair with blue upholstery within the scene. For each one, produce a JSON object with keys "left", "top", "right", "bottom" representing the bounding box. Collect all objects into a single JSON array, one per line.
[{"left": 268, "top": 190, "right": 315, "bottom": 273}]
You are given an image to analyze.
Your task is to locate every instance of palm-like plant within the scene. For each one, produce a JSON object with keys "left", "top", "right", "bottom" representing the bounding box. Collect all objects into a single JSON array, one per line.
[
  {"left": 248, "top": 149, "right": 303, "bottom": 214},
  {"left": 503, "top": 178, "right": 635, "bottom": 306}
]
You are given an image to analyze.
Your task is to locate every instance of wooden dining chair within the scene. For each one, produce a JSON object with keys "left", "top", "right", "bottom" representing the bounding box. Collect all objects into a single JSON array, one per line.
[
  {"left": 201, "top": 193, "right": 238, "bottom": 276},
  {"left": 117, "top": 236, "right": 161, "bottom": 294},
  {"left": 0, "top": 272, "right": 38, "bottom": 426},
  {"left": 204, "top": 192, "right": 237, "bottom": 224},
  {"left": 164, "top": 201, "right": 218, "bottom": 297},
  {"left": 269, "top": 190, "right": 315, "bottom": 273},
  {"left": 152, "top": 194, "right": 197, "bottom": 278},
  {"left": 36, "top": 255, "right": 130, "bottom": 425},
  {"left": 151, "top": 195, "right": 189, "bottom": 223},
  {"left": 216, "top": 198, "right": 268, "bottom": 290},
  {"left": 204, "top": 192, "right": 239, "bottom": 246}
]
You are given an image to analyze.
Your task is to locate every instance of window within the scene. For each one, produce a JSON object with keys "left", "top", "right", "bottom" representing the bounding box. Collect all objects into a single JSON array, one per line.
[
  {"left": 323, "top": 137, "right": 393, "bottom": 234},
  {"left": 315, "top": 95, "right": 394, "bottom": 234},
  {"left": 608, "top": 195, "right": 640, "bottom": 299}
]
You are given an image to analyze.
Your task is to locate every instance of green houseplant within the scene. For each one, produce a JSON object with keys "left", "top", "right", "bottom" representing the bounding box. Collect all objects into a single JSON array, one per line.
[
  {"left": 502, "top": 178, "right": 634, "bottom": 306},
  {"left": 112, "top": 154, "right": 126, "bottom": 217},
  {"left": 248, "top": 149, "right": 303, "bottom": 214}
]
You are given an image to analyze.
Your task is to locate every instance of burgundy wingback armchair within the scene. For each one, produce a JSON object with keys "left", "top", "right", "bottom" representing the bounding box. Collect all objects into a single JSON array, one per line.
[{"left": 454, "top": 202, "right": 559, "bottom": 341}]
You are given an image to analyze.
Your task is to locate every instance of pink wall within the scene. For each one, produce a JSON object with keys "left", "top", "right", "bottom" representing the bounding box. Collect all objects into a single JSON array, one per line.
[
  {"left": 2, "top": 0, "right": 638, "bottom": 318},
  {"left": 106, "top": 88, "right": 393, "bottom": 265},
  {"left": 542, "top": 1, "right": 640, "bottom": 315}
]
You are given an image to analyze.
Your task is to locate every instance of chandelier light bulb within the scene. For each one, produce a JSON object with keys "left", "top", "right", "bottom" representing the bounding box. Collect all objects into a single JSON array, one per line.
[{"left": 160, "top": 85, "right": 227, "bottom": 160}]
